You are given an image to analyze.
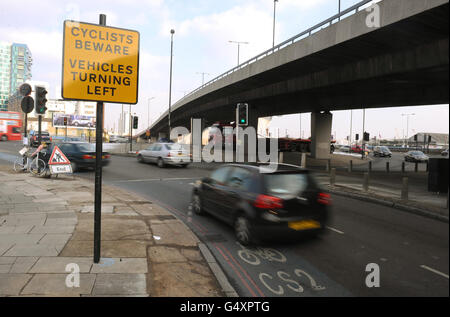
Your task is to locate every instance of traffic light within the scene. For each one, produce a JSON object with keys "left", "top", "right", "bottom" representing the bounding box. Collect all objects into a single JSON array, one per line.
[
  {"left": 133, "top": 116, "right": 138, "bottom": 129},
  {"left": 414, "top": 134, "right": 418, "bottom": 142},
  {"left": 35, "top": 86, "right": 48, "bottom": 114},
  {"left": 237, "top": 103, "right": 248, "bottom": 126},
  {"left": 63, "top": 117, "right": 68, "bottom": 126},
  {"left": 363, "top": 132, "right": 370, "bottom": 142},
  {"left": 355, "top": 133, "right": 359, "bottom": 141}
]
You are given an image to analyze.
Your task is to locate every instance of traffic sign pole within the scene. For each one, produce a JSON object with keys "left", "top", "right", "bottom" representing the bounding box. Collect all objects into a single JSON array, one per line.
[{"left": 93, "top": 14, "right": 107, "bottom": 264}]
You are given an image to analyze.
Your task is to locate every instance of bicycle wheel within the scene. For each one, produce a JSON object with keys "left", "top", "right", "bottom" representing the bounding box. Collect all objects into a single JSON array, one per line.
[
  {"left": 13, "top": 158, "right": 26, "bottom": 172},
  {"left": 30, "top": 159, "right": 46, "bottom": 176}
]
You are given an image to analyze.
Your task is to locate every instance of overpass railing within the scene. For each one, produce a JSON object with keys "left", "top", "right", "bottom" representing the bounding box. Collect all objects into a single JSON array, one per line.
[{"left": 176, "top": 0, "right": 375, "bottom": 104}]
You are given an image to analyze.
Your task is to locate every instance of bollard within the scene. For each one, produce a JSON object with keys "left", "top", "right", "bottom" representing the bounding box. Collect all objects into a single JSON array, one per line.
[
  {"left": 386, "top": 161, "right": 390, "bottom": 173},
  {"left": 330, "top": 168, "right": 336, "bottom": 187},
  {"left": 368, "top": 161, "right": 372, "bottom": 173},
  {"left": 363, "top": 172, "right": 369, "bottom": 192},
  {"left": 326, "top": 159, "right": 331, "bottom": 172},
  {"left": 426, "top": 161, "right": 429, "bottom": 173},
  {"left": 402, "top": 162, "right": 406, "bottom": 173},
  {"left": 401, "top": 177, "right": 409, "bottom": 200},
  {"left": 300, "top": 153, "right": 306, "bottom": 168},
  {"left": 279, "top": 151, "right": 284, "bottom": 164},
  {"left": 349, "top": 160, "right": 353, "bottom": 173},
  {"left": 415, "top": 162, "right": 418, "bottom": 173}
]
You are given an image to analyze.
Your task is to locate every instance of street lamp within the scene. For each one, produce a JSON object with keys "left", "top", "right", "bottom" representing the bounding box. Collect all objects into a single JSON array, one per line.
[
  {"left": 273, "top": 0, "right": 279, "bottom": 48},
  {"left": 168, "top": 29, "right": 175, "bottom": 139},
  {"left": 196, "top": 72, "right": 210, "bottom": 86},
  {"left": 229, "top": 40, "right": 249, "bottom": 66},
  {"left": 401, "top": 113, "right": 416, "bottom": 148}
]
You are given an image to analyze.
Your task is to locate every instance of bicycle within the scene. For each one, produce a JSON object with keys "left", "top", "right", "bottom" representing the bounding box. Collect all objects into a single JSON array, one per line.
[{"left": 13, "top": 146, "right": 47, "bottom": 176}]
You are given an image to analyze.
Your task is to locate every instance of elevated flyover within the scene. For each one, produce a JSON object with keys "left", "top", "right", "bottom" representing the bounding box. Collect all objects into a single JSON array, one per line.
[{"left": 143, "top": 0, "right": 448, "bottom": 158}]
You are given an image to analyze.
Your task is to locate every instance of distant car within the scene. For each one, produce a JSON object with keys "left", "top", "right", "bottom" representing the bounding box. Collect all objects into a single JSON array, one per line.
[
  {"left": 71, "top": 118, "right": 93, "bottom": 127},
  {"left": 191, "top": 163, "right": 330, "bottom": 245},
  {"left": 351, "top": 145, "right": 363, "bottom": 153},
  {"left": 404, "top": 151, "right": 429, "bottom": 163},
  {"left": 28, "top": 130, "right": 52, "bottom": 147},
  {"left": 339, "top": 145, "right": 351, "bottom": 153},
  {"left": 137, "top": 143, "right": 190, "bottom": 168},
  {"left": 373, "top": 146, "right": 392, "bottom": 157},
  {"left": 441, "top": 149, "right": 448, "bottom": 156},
  {"left": 109, "top": 135, "right": 128, "bottom": 143},
  {"left": 52, "top": 142, "right": 111, "bottom": 172}
]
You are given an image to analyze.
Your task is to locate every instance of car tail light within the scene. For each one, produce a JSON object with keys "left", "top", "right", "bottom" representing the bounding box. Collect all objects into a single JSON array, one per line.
[
  {"left": 104, "top": 155, "right": 111, "bottom": 159},
  {"left": 317, "top": 193, "right": 331, "bottom": 205},
  {"left": 167, "top": 152, "right": 171, "bottom": 157},
  {"left": 82, "top": 155, "right": 95, "bottom": 159},
  {"left": 253, "top": 194, "right": 283, "bottom": 210}
]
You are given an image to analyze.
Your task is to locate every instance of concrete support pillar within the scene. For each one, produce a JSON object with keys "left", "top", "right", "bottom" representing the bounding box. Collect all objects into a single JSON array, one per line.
[{"left": 310, "top": 111, "right": 333, "bottom": 159}]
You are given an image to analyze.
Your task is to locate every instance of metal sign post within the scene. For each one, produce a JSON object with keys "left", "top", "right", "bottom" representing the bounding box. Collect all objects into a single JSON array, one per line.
[
  {"left": 62, "top": 14, "right": 139, "bottom": 264},
  {"left": 93, "top": 14, "right": 106, "bottom": 264}
]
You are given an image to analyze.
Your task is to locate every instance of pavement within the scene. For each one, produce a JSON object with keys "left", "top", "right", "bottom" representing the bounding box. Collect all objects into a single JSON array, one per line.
[{"left": 0, "top": 165, "right": 225, "bottom": 297}]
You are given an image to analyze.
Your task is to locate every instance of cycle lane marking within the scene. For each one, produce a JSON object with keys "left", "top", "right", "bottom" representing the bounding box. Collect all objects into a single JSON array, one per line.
[{"left": 420, "top": 265, "right": 449, "bottom": 279}]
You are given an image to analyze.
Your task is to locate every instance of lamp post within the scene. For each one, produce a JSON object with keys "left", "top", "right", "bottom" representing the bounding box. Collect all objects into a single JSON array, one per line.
[
  {"left": 229, "top": 40, "right": 249, "bottom": 66},
  {"left": 196, "top": 72, "right": 210, "bottom": 86},
  {"left": 168, "top": 29, "right": 175, "bottom": 139},
  {"left": 273, "top": 0, "right": 279, "bottom": 48},
  {"left": 401, "top": 113, "right": 415, "bottom": 148}
]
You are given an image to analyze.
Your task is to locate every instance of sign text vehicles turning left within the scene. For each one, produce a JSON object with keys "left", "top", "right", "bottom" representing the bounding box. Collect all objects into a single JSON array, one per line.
[{"left": 62, "top": 20, "right": 140, "bottom": 104}]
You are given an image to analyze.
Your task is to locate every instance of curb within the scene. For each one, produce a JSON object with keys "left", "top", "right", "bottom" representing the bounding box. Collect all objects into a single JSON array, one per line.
[
  {"left": 327, "top": 186, "right": 449, "bottom": 223},
  {"left": 198, "top": 243, "right": 238, "bottom": 297}
]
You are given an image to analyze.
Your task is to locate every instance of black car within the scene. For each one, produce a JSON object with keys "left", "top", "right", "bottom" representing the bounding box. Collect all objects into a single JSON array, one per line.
[
  {"left": 48, "top": 142, "right": 111, "bottom": 172},
  {"left": 29, "top": 130, "right": 52, "bottom": 147},
  {"left": 191, "top": 164, "right": 330, "bottom": 245},
  {"left": 373, "top": 146, "right": 392, "bottom": 157},
  {"left": 404, "top": 151, "right": 429, "bottom": 163}
]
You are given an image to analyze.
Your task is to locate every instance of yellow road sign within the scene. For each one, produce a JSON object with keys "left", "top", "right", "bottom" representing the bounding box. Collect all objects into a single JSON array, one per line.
[{"left": 62, "top": 21, "right": 139, "bottom": 104}]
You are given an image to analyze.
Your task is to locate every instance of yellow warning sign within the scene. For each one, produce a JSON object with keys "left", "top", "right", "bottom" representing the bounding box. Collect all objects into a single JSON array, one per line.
[{"left": 62, "top": 21, "right": 139, "bottom": 104}]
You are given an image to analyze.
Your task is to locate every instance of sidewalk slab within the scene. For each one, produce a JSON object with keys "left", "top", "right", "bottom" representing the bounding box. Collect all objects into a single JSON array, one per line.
[
  {"left": 21, "top": 274, "right": 96, "bottom": 296},
  {"left": 29, "top": 257, "right": 93, "bottom": 273},
  {"left": 0, "top": 274, "right": 33, "bottom": 296},
  {"left": 90, "top": 258, "right": 147, "bottom": 274},
  {"left": 92, "top": 274, "right": 147, "bottom": 295}
]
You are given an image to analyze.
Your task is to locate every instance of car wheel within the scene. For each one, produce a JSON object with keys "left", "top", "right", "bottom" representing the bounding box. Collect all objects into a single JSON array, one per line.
[
  {"left": 192, "top": 193, "right": 204, "bottom": 215},
  {"left": 1, "top": 135, "right": 7, "bottom": 141},
  {"left": 137, "top": 155, "right": 144, "bottom": 163},
  {"left": 157, "top": 158, "right": 165, "bottom": 168},
  {"left": 234, "top": 215, "right": 254, "bottom": 246},
  {"left": 71, "top": 162, "right": 78, "bottom": 173}
]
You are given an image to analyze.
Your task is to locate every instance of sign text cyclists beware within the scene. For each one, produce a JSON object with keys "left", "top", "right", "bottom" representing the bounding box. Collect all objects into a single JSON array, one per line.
[{"left": 62, "top": 21, "right": 140, "bottom": 104}]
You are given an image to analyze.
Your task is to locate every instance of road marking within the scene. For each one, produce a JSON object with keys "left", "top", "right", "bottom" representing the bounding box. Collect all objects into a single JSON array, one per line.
[
  {"left": 420, "top": 265, "right": 449, "bottom": 279},
  {"left": 326, "top": 226, "right": 345, "bottom": 234},
  {"left": 113, "top": 177, "right": 196, "bottom": 183}
]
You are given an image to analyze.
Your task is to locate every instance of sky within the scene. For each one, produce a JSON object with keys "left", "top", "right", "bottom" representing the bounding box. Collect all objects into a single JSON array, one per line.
[{"left": 0, "top": 0, "right": 448, "bottom": 141}]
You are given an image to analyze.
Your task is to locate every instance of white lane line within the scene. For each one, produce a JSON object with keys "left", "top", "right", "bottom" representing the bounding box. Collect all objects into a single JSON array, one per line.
[
  {"left": 113, "top": 177, "right": 196, "bottom": 183},
  {"left": 420, "top": 265, "right": 449, "bottom": 279},
  {"left": 326, "top": 226, "right": 345, "bottom": 234}
]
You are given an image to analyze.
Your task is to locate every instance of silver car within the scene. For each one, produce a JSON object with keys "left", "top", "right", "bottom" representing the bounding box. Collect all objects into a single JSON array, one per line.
[{"left": 137, "top": 143, "right": 191, "bottom": 168}]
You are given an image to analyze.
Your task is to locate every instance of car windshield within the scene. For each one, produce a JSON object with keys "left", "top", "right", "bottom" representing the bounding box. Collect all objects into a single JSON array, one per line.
[
  {"left": 381, "top": 147, "right": 390, "bottom": 151},
  {"left": 411, "top": 151, "right": 424, "bottom": 155},
  {"left": 75, "top": 143, "right": 96, "bottom": 152},
  {"left": 264, "top": 173, "right": 309, "bottom": 198}
]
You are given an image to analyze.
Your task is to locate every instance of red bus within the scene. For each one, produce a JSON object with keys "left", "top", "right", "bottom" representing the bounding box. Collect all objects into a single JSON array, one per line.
[{"left": 0, "top": 111, "right": 22, "bottom": 141}]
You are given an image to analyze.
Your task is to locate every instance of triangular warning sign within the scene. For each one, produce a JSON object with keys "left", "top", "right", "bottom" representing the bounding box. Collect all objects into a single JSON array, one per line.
[{"left": 48, "top": 145, "right": 71, "bottom": 165}]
